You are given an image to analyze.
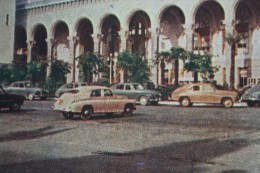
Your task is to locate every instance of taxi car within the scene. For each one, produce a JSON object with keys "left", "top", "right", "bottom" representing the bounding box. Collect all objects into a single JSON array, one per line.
[
  {"left": 171, "top": 83, "right": 238, "bottom": 108},
  {"left": 0, "top": 86, "right": 25, "bottom": 112},
  {"left": 53, "top": 86, "right": 136, "bottom": 120}
]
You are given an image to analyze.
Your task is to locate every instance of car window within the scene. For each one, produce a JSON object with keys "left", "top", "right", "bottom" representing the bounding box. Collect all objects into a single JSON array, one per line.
[
  {"left": 81, "top": 83, "right": 87, "bottom": 86},
  {"left": 133, "top": 84, "right": 144, "bottom": 90},
  {"left": 193, "top": 86, "right": 200, "bottom": 91},
  {"left": 66, "top": 83, "right": 73, "bottom": 88},
  {"left": 104, "top": 89, "right": 113, "bottom": 96},
  {"left": 125, "top": 85, "right": 131, "bottom": 90},
  {"left": 13, "top": 83, "right": 19, "bottom": 87},
  {"left": 19, "top": 83, "right": 24, "bottom": 88},
  {"left": 116, "top": 85, "right": 124, "bottom": 90},
  {"left": 90, "top": 89, "right": 101, "bottom": 97},
  {"left": 75, "top": 84, "right": 79, "bottom": 88},
  {"left": 25, "top": 82, "right": 32, "bottom": 87}
]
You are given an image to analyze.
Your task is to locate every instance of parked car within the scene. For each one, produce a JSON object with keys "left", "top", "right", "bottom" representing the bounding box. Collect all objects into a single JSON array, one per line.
[
  {"left": 110, "top": 83, "right": 161, "bottom": 105},
  {"left": 6, "top": 81, "right": 49, "bottom": 100},
  {"left": 0, "top": 86, "right": 26, "bottom": 112},
  {"left": 154, "top": 85, "right": 178, "bottom": 101},
  {"left": 171, "top": 83, "right": 238, "bottom": 108},
  {"left": 55, "top": 82, "right": 88, "bottom": 97},
  {"left": 53, "top": 86, "right": 136, "bottom": 120},
  {"left": 240, "top": 85, "right": 260, "bottom": 107}
]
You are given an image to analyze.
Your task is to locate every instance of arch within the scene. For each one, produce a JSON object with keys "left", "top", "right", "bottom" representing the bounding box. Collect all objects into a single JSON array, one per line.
[
  {"left": 74, "top": 17, "right": 93, "bottom": 35},
  {"left": 157, "top": 5, "right": 185, "bottom": 27},
  {"left": 191, "top": 0, "right": 225, "bottom": 25},
  {"left": 50, "top": 20, "right": 70, "bottom": 39}
]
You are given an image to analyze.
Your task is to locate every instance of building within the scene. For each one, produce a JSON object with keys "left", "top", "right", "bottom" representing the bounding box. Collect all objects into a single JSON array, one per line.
[
  {"left": 1, "top": 0, "right": 260, "bottom": 88},
  {"left": 0, "top": 0, "right": 16, "bottom": 64}
]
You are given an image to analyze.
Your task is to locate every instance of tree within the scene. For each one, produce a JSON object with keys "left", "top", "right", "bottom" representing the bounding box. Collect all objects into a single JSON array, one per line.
[
  {"left": 46, "top": 59, "right": 71, "bottom": 94},
  {"left": 117, "top": 50, "right": 150, "bottom": 85},
  {"left": 161, "top": 47, "right": 189, "bottom": 86},
  {"left": 76, "top": 52, "right": 102, "bottom": 84},
  {"left": 184, "top": 52, "right": 218, "bottom": 82},
  {"left": 117, "top": 50, "right": 134, "bottom": 82},
  {"left": 26, "top": 59, "right": 48, "bottom": 86},
  {"left": 226, "top": 32, "right": 243, "bottom": 90}
]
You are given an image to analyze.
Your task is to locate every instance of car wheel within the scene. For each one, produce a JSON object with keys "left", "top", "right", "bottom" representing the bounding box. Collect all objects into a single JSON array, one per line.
[
  {"left": 81, "top": 106, "right": 93, "bottom": 120},
  {"left": 180, "top": 97, "right": 191, "bottom": 107},
  {"left": 222, "top": 98, "right": 233, "bottom": 108},
  {"left": 62, "top": 112, "right": 74, "bottom": 119},
  {"left": 27, "top": 93, "right": 34, "bottom": 101},
  {"left": 9, "top": 103, "right": 21, "bottom": 112},
  {"left": 139, "top": 96, "right": 148, "bottom": 106},
  {"left": 123, "top": 104, "right": 133, "bottom": 116}
]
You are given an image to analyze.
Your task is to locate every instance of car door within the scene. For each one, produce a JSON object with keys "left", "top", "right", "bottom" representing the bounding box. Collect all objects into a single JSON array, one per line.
[
  {"left": 103, "top": 89, "right": 123, "bottom": 113},
  {"left": 201, "top": 84, "right": 218, "bottom": 103},
  {"left": 89, "top": 89, "right": 105, "bottom": 113}
]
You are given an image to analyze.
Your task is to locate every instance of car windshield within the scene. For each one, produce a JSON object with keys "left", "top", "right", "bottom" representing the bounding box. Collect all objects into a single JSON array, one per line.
[
  {"left": 25, "top": 82, "right": 33, "bottom": 87},
  {"left": 133, "top": 84, "right": 144, "bottom": 90},
  {"left": 246, "top": 86, "right": 260, "bottom": 94}
]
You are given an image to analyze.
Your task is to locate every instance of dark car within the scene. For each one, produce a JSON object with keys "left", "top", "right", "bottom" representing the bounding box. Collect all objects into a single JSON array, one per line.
[
  {"left": 240, "top": 85, "right": 260, "bottom": 107},
  {"left": 154, "top": 85, "right": 177, "bottom": 101},
  {"left": 0, "top": 86, "right": 26, "bottom": 112},
  {"left": 55, "top": 82, "right": 88, "bottom": 97},
  {"left": 6, "top": 81, "right": 49, "bottom": 100},
  {"left": 110, "top": 83, "right": 161, "bottom": 105}
]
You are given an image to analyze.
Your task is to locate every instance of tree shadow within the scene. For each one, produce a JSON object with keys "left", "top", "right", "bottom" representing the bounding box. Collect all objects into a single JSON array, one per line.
[
  {"left": 0, "top": 137, "right": 252, "bottom": 173},
  {"left": 0, "top": 126, "right": 74, "bottom": 142}
]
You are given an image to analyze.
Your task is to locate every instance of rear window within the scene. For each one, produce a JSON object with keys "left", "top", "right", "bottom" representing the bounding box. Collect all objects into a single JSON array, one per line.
[{"left": 116, "top": 85, "right": 124, "bottom": 90}]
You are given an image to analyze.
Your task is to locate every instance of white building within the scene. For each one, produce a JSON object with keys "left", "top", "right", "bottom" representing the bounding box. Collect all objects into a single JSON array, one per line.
[
  {"left": 0, "top": 0, "right": 16, "bottom": 64},
  {"left": 1, "top": 0, "right": 260, "bottom": 88}
]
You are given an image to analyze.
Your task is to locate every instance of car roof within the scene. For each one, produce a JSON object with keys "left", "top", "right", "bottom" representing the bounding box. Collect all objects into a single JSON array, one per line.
[{"left": 76, "top": 85, "right": 109, "bottom": 92}]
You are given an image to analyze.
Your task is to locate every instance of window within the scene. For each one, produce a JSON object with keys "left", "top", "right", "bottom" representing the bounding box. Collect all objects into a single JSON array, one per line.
[
  {"left": 116, "top": 85, "right": 124, "bottom": 90},
  {"left": 104, "top": 89, "right": 113, "bottom": 96},
  {"left": 193, "top": 86, "right": 200, "bottom": 91},
  {"left": 6, "top": 14, "right": 9, "bottom": 26},
  {"left": 125, "top": 85, "right": 131, "bottom": 90},
  {"left": 90, "top": 89, "right": 101, "bottom": 97},
  {"left": 66, "top": 83, "right": 73, "bottom": 88}
]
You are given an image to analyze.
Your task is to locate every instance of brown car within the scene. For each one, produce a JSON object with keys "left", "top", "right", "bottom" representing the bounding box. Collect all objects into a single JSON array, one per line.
[
  {"left": 171, "top": 83, "right": 238, "bottom": 108},
  {"left": 53, "top": 86, "right": 136, "bottom": 120}
]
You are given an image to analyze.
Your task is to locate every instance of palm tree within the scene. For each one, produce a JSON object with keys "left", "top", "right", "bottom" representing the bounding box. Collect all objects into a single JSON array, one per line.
[
  {"left": 117, "top": 50, "right": 134, "bottom": 82},
  {"left": 226, "top": 32, "right": 243, "bottom": 90},
  {"left": 77, "top": 52, "right": 102, "bottom": 84}
]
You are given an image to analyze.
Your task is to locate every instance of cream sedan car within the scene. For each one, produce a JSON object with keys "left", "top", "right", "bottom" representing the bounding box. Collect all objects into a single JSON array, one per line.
[
  {"left": 53, "top": 86, "right": 136, "bottom": 120},
  {"left": 171, "top": 83, "right": 238, "bottom": 108}
]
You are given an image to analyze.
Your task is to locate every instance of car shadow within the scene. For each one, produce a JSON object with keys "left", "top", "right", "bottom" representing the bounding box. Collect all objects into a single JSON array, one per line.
[
  {"left": 0, "top": 137, "right": 251, "bottom": 173},
  {"left": 0, "top": 126, "right": 74, "bottom": 142}
]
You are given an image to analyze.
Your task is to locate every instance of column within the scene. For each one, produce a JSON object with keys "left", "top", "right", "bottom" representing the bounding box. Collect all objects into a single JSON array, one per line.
[
  {"left": 184, "top": 24, "right": 194, "bottom": 52},
  {"left": 46, "top": 38, "right": 54, "bottom": 78},
  {"left": 68, "top": 36, "right": 78, "bottom": 82},
  {"left": 27, "top": 40, "right": 34, "bottom": 63}
]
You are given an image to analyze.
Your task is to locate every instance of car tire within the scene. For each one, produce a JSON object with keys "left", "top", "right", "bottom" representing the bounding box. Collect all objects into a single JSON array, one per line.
[
  {"left": 9, "top": 103, "right": 21, "bottom": 112},
  {"left": 180, "top": 97, "right": 191, "bottom": 107},
  {"left": 123, "top": 104, "right": 133, "bottom": 116},
  {"left": 222, "top": 98, "right": 233, "bottom": 108},
  {"left": 62, "top": 112, "right": 74, "bottom": 119},
  {"left": 139, "top": 96, "right": 148, "bottom": 106},
  {"left": 27, "top": 93, "right": 34, "bottom": 101},
  {"left": 81, "top": 106, "right": 93, "bottom": 120}
]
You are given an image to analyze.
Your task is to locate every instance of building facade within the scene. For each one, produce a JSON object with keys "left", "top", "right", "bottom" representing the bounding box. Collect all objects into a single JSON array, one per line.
[
  {"left": 5, "top": 0, "right": 260, "bottom": 87},
  {"left": 0, "top": 0, "right": 16, "bottom": 64}
]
